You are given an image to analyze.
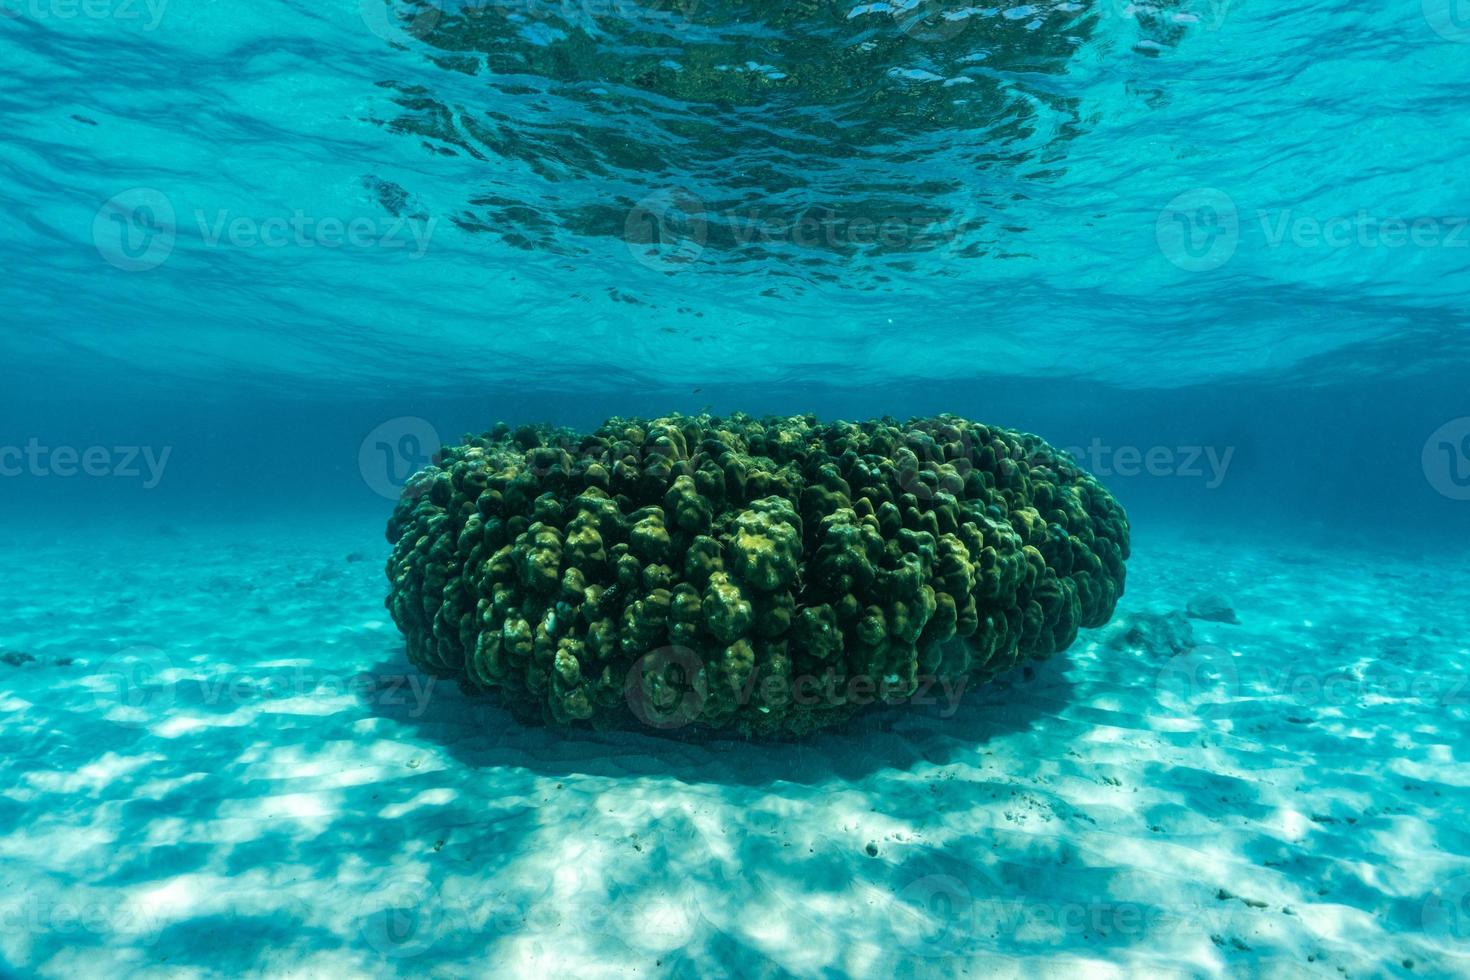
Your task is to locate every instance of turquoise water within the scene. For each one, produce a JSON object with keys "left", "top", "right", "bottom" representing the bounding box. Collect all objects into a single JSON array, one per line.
[
  {"left": 5, "top": 0, "right": 1469, "bottom": 394},
  {"left": 3, "top": 1, "right": 1470, "bottom": 976}
]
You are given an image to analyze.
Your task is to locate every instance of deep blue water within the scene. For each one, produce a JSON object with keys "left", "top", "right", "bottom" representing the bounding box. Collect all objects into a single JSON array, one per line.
[
  {"left": 6, "top": 375, "right": 1470, "bottom": 549},
  {"left": 3, "top": 2, "right": 1470, "bottom": 976}
]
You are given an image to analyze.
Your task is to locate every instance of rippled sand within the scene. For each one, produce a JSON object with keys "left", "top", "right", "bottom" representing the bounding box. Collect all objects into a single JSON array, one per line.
[{"left": 1, "top": 517, "right": 1465, "bottom": 977}]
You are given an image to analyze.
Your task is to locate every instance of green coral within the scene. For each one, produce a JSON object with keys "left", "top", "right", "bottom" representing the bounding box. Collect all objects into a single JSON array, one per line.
[{"left": 385, "top": 413, "right": 1130, "bottom": 738}]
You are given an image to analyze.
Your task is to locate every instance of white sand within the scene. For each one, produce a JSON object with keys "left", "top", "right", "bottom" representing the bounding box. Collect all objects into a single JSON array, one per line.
[{"left": 0, "top": 517, "right": 1466, "bottom": 977}]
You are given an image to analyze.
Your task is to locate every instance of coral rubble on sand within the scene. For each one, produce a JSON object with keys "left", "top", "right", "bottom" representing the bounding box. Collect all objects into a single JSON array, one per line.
[{"left": 385, "top": 414, "right": 1130, "bottom": 737}]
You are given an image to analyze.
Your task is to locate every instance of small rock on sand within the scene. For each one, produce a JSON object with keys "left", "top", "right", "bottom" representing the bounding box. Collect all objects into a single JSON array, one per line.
[
  {"left": 1106, "top": 611, "right": 1195, "bottom": 657},
  {"left": 1187, "top": 593, "right": 1240, "bottom": 624}
]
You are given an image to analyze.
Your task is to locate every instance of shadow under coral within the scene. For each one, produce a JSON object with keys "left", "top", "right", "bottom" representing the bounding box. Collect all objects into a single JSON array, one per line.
[{"left": 359, "top": 646, "right": 1077, "bottom": 787}]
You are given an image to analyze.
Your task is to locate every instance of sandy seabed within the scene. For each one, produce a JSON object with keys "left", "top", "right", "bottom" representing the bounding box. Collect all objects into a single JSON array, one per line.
[{"left": 1, "top": 516, "right": 1467, "bottom": 978}]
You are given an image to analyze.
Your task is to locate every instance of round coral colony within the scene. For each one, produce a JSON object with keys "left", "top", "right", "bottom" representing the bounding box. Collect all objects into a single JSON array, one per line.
[{"left": 384, "top": 413, "right": 1130, "bottom": 738}]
